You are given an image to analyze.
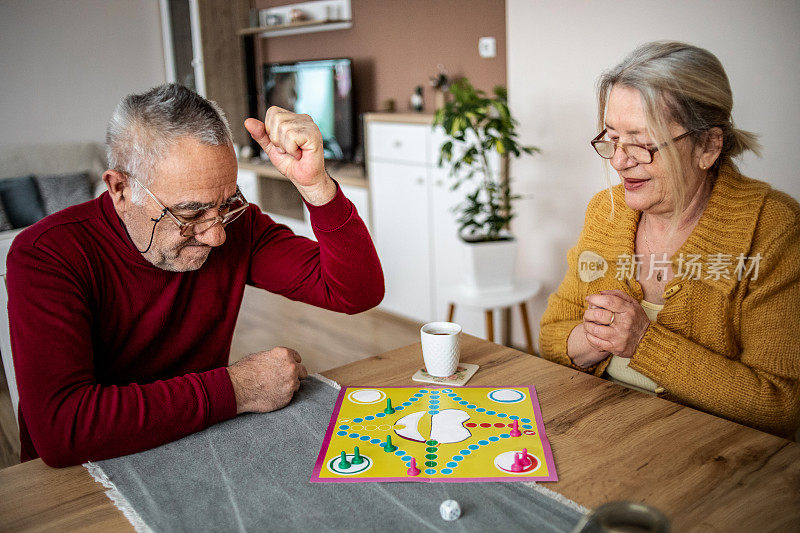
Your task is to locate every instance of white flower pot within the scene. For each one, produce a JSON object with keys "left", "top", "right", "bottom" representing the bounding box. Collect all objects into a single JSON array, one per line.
[{"left": 461, "top": 239, "right": 517, "bottom": 290}]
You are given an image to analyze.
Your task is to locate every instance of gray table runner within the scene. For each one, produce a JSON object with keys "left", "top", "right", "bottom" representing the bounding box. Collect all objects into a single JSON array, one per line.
[{"left": 86, "top": 377, "right": 585, "bottom": 532}]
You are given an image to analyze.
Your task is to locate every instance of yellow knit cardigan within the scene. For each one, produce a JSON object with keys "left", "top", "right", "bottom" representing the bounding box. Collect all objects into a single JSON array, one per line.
[{"left": 539, "top": 165, "right": 800, "bottom": 439}]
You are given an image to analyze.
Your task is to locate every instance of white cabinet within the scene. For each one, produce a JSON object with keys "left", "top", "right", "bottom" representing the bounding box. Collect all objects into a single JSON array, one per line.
[
  {"left": 339, "top": 183, "right": 370, "bottom": 232},
  {"left": 429, "top": 166, "right": 469, "bottom": 320},
  {"left": 369, "top": 161, "right": 431, "bottom": 319},
  {"left": 366, "top": 116, "right": 492, "bottom": 336},
  {"left": 367, "top": 123, "right": 429, "bottom": 164}
]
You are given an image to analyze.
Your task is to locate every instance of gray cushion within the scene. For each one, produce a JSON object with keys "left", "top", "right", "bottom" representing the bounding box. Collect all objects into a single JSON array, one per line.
[
  {"left": 0, "top": 175, "right": 46, "bottom": 228},
  {"left": 35, "top": 171, "right": 93, "bottom": 215},
  {"left": 0, "top": 142, "right": 106, "bottom": 192}
]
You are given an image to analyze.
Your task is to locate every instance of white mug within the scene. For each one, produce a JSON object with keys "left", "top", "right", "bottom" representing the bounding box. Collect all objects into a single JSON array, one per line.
[{"left": 420, "top": 322, "right": 462, "bottom": 377}]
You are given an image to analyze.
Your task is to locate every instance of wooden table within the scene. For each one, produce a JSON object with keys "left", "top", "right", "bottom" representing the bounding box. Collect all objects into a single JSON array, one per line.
[{"left": 1, "top": 336, "right": 798, "bottom": 531}]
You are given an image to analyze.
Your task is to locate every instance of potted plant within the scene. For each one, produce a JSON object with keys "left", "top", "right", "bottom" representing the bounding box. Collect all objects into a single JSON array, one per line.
[{"left": 433, "top": 78, "right": 539, "bottom": 289}]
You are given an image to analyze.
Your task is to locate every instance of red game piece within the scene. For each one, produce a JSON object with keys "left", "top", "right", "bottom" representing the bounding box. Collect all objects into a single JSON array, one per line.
[
  {"left": 407, "top": 457, "right": 421, "bottom": 476},
  {"left": 510, "top": 453, "right": 523, "bottom": 472},
  {"left": 521, "top": 448, "right": 532, "bottom": 466},
  {"left": 510, "top": 419, "right": 522, "bottom": 437}
]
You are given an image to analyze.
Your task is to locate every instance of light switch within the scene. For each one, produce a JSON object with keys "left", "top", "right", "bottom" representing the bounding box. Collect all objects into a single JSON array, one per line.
[{"left": 479, "top": 37, "right": 496, "bottom": 58}]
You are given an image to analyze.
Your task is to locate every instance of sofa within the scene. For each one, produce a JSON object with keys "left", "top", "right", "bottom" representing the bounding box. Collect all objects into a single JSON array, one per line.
[{"left": 0, "top": 141, "right": 107, "bottom": 246}]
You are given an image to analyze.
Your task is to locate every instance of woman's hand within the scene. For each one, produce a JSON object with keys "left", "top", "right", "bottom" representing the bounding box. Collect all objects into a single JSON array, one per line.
[
  {"left": 583, "top": 290, "right": 651, "bottom": 358},
  {"left": 567, "top": 323, "right": 611, "bottom": 368}
]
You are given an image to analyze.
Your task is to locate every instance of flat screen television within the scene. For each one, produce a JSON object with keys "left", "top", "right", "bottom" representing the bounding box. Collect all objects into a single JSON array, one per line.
[{"left": 263, "top": 58, "right": 355, "bottom": 162}]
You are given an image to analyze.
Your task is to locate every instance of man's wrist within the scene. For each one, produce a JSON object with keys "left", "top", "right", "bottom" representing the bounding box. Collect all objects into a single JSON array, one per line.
[
  {"left": 296, "top": 174, "right": 337, "bottom": 206},
  {"left": 226, "top": 365, "right": 247, "bottom": 415}
]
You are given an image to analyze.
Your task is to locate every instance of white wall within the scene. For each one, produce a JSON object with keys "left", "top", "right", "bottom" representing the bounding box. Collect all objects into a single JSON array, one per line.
[
  {"left": 506, "top": 0, "right": 800, "bottom": 350},
  {"left": 0, "top": 0, "right": 166, "bottom": 146}
]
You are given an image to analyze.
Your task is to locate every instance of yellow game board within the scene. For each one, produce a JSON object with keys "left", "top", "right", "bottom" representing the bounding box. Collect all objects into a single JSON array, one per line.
[{"left": 311, "top": 386, "right": 557, "bottom": 483}]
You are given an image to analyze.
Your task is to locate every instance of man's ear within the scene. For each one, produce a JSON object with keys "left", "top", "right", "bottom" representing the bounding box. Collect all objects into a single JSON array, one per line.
[{"left": 103, "top": 170, "right": 130, "bottom": 217}]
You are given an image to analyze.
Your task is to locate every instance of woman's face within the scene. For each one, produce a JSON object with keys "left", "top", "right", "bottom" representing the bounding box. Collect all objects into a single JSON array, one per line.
[{"left": 604, "top": 85, "right": 704, "bottom": 217}]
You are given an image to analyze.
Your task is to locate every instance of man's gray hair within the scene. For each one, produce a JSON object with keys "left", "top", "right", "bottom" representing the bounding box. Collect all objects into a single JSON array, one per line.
[{"left": 106, "top": 83, "right": 233, "bottom": 204}]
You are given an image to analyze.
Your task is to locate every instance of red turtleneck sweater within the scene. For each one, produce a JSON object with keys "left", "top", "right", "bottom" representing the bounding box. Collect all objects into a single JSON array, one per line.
[{"left": 7, "top": 186, "right": 383, "bottom": 467}]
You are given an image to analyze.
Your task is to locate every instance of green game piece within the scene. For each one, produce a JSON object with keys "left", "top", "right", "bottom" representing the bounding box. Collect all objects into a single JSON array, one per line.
[
  {"left": 383, "top": 435, "right": 397, "bottom": 452},
  {"left": 384, "top": 398, "right": 395, "bottom": 414},
  {"left": 338, "top": 451, "right": 351, "bottom": 469},
  {"left": 351, "top": 446, "right": 364, "bottom": 465}
]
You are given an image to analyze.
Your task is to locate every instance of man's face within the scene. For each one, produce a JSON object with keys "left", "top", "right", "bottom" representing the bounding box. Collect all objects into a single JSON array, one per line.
[{"left": 123, "top": 137, "right": 239, "bottom": 272}]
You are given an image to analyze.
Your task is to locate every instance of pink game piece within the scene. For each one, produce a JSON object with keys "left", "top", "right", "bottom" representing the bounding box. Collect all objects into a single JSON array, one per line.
[
  {"left": 510, "top": 452, "right": 523, "bottom": 472},
  {"left": 407, "top": 458, "right": 421, "bottom": 476},
  {"left": 509, "top": 419, "right": 522, "bottom": 437},
  {"left": 521, "top": 448, "right": 532, "bottom": 466}
]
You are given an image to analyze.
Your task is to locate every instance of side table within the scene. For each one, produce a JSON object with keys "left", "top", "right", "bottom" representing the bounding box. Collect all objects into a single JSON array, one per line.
[{"left": 442, "top": 281, "right": 542, "bottom": 354}]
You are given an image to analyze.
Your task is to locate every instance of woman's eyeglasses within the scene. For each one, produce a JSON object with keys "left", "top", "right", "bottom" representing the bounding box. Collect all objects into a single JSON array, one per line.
[{"left": 590, "top": 129, "right": 696, "bottom": 164}]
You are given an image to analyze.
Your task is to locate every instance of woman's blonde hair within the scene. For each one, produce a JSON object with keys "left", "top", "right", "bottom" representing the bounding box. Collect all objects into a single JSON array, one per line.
[{"left": 597, "top": 41, "right": 761, "bottom": 224}]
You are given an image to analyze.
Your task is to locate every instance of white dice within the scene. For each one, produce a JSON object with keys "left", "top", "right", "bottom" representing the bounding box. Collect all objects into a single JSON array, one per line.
[{"left": 439, "top": 499, "right": 461, "bottom": 521}]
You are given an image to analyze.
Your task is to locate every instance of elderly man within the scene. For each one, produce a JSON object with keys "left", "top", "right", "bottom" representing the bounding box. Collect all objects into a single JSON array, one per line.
[{"left": 7, "top": 84, "right": 384, "bottom": 467}]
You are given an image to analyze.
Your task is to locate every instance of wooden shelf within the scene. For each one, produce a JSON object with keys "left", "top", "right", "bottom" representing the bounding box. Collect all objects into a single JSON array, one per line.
[
  {"left": 238, "top": 160, "right": 367, "bottom": 189},
  {"left": 238, "top": 19, "right": 352, "bottom": 38}
]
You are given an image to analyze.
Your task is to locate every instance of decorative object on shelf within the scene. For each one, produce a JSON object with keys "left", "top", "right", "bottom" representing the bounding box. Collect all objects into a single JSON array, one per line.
[
  {"left": 380, "top": 98, "right": 396, "bottom": 113},
  {"left": 265, "top": 13, "right": 283, "bottom": 26},
  {"left": 325, "top": 4, "right": 341, "bottom": 20},
  {"left": 289, "top": 8, "right": 309, "bottom": 23},
  {"left": 410, "top": 86, "right": 424, "bottom": 112},
  {"left": 434, "top": 78, "right": 540, "bottom": 289},
  {"left": 247, "top": 0, "right": 353, "bottom": 38},
  {"left": 429, "top": 64, "right": 450, "bottom": 110}
]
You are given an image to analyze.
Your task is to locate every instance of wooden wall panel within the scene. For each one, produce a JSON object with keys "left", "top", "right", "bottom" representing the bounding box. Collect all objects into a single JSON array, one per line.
[{"left": 199, "top": 0, "right": 251, "bottom": 148}]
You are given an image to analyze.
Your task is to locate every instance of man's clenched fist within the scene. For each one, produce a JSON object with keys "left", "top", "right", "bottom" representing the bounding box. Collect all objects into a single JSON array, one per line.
[
  {"left": 227, "top": 347, "right": 308, "bottom": 414},
  {"left": 244, "top": 107, "right": 337, "bottom": 206}
]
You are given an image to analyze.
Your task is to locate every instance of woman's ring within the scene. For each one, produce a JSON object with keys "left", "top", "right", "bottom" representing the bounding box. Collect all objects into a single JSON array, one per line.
[{"left": 609, "top": 312, "right": 615, "bottom": 326}]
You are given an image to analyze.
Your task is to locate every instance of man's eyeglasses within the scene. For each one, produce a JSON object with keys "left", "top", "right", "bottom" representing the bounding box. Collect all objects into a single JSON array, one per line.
[
  {"left": 590, "top": 128, "right": 696, "bottom": 164},
  {"left": 124, "top": 172, "right": 249, "bottom": 237}
]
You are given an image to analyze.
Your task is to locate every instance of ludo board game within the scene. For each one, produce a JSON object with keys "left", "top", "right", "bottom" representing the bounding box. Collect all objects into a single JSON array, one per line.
[{"left": 311, "top": 387, "right": 557, "bottom": 483}]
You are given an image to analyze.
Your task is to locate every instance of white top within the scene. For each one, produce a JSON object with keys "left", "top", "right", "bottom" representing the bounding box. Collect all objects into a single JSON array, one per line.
[{"left": 441, "top": 281, "right": 542, "bottom": 309}]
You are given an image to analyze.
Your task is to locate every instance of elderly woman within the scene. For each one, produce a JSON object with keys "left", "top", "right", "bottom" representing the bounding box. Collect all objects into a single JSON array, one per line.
[{"left": 539, "top": 41, "right": 800, "bottom": 439}]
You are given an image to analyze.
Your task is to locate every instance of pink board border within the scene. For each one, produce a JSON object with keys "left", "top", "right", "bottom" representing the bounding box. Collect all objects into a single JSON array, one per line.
[{"left": 310, "top": 385, "right": 558, "bottom": 483}]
